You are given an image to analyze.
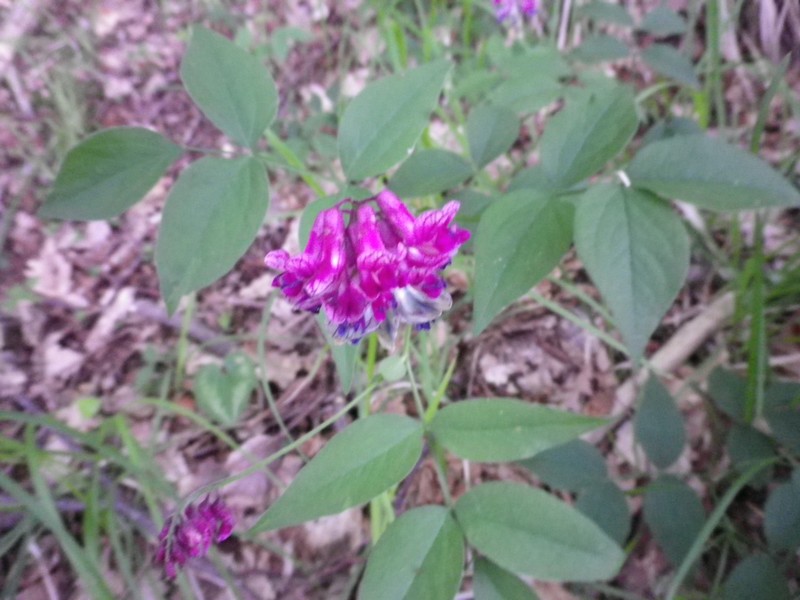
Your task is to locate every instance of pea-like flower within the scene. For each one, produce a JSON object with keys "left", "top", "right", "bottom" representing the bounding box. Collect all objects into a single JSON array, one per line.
[
  {"left": 265, "top": 190, "right": 470, "bottom": 344},
  {"left": 155, "top": 497, "right": 234, "bottom": 578},
  {"left": 493, "top": 0, "right": 538, "bottom": 22}
]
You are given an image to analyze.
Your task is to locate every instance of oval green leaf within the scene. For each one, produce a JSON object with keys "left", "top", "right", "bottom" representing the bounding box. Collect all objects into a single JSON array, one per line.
[
  {"left": 574, "top": 184, "right": 690, "bottom": 360},
  {"left": 467, "top": 106, "right": 520, "bottom": 168},
  {"left": 338, "top": 60, "right": 451, "bottom": 181},
  {"left": 627, "top": 134, "right": 800, "bottom": 210},
  {"left": 155, "top": 156, "right": 268, "bottom": 313},
  {"left": 252, "top": 414, "right": 424, "bottom": 532},
  {"left": 572, "top": 35, "right": 630, "bottom": 64},
  {"left": 520, "top": 439, "right": 608, "bottom": 492},
  {"left": 180, "top": 26, "right": 278, "bottom": 148},
  {"left": 455, "top": 482, "right": 625, "bottom": 582},
  {"left": 473, "top": 191, "right": 573, "bottom": 334},
  {"left": 575, "top": 482, "right": 631, "bottom": 546},
  {"left": 577, "top": 1, "right": 634, "bottom": 26},
  {"left": 723, "top": 554, "right": 790, "bottom": 600},
  {"left": 539, "top": 84, "right": 638, "bottom": 188},
  {"left": 388, "top": 149, "right": 474, "bottom": 198},
  {"left": 431, "top": 398, "right": 605, "bottom": 462},
  {"left": 41, "top": 127, "right": 181, "bottom": 220},
  {"left": 764, "top": 473, "right": 800, "bottom": 552},
  {"left": 639, "top": 7, "right": 687, "bottom": 36},
  {"left": 634, "top": 376, "right": 686, "bottom": 469},
  {"left": 488, "top": 78, "right": 563, "bottom": 115},
  {"left": 764, "top": 380, "right": 800, "bottom": 453},
  {"left": 642, "top": 44, "right": 700, "bottom": 89},
  {"left": 643, "top": 475, "right": 705, "bottom": 566},
  {"left": 359, "top": 506, "right": 464, "bottom": 600},
  {"left": 473, "top": 557, "right": 539, "bottom": 600},
  {"left": 726, "top": 424, "right": 775, "bottom": 487}
]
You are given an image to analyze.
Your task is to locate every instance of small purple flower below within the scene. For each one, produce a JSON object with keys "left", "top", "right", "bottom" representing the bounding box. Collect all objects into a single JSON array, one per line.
[
  {"left": 493, "top": 0, "right": 538, "bottom": 22},
  {"left": 155, "top": 496, "right": 234, "bottom": 578},
  {"left": 265, "top": 190, "right": 470, "bottom": 345}
]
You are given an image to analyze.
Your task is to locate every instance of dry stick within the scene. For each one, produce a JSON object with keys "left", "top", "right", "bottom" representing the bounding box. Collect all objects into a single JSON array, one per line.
[
  {"left": 0, "top": 0, "right": 42, "bottom": 76},
  {"left": 0, "top": 0, "right": 42, "bottom": 117},
  {"left": 135, "top": 300, "right": 235, "bottom": 357},
  {"left": 556, "top": 0, "right": 573, "bottom": 52},
  {"left": 587, "top": 291, "right": 735, "bottom": 445}
]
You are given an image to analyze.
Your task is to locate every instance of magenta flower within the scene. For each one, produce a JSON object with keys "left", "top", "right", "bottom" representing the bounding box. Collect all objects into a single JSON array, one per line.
[
  {"left": 265, "top": 190, "right": 470, "bottom": 344},
  {"left": 493, "top": 0, "right": 538, "bottom": 22},
  {"left": 155, "top": 497, "right": 234, "bottom": 578}
]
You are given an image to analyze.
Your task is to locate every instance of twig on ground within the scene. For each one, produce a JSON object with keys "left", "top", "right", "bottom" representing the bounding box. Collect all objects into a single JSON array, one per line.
[{"left": 135, "top": 300, "right": 235, "bottom": 357}]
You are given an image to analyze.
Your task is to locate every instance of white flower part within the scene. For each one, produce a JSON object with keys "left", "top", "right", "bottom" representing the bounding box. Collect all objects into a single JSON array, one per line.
[{"left": 393, "top": 286, "right": 453, "bottom": 325}]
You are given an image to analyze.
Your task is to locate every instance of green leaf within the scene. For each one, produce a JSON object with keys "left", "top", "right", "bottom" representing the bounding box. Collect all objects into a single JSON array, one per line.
[
  {"left": 41, "top": 128, "right": 181, "bottom": 220},
  {"left": 252, "top": 414, "right": 424, "bottom": 531},
  {"left": 431, "top": 398, "right": 605, "bottom": 462},
  {"left": 628, "top": 135, "right": 800, "bottom": 210},
  {"left": 451, "top": 190, "right": 494, "bottom": 252},
  {"left": 501, "top": 47, "right": 572, "bottom": 81},
  {"left": 316, "top": 311, "right": 362, "bottom": 393},
  {"left": 639, "top": 7, "right": 687, "bottom": 37},
  {"left": 473, "top": 557, "right": 539, "bottom": 600},
  {"left": 577, "top": 1, "right": 634, "bottom": 26},
  {"left": 708, "top": 367, "right": 747, "bottom": 421},
  {"left": 155, "top": 156, "right": 268, "bottom": 313},
  {"left": 467, "top": 106, "right": 520, "bottom": 168},
  {"left": 574, "top": 184, "right": 689, "bottom": 359},
  {"left": 299, "top": 187, "right": 372, "bottom": 249},
  {"left": 388, "top": 150, "right": 474, "bottom": 198},
  {"left": 643, "top": 475, "right": 705, "bottom": 566},
  {"left": 330, "top": 340, "right": 360, "bottom": 393},
  {"left": 506, "top": 167, "right": 565, "bottom": 193},
  {"left": 763, "top": 381, "right": 800, "bottom": 453},
  {"left": 520, "top": 439, "right": 608, "bottom": 492},
  {"left": 473, "top": 191, "right": 573, "bottom": 334},
  {"left": 642, "top": 44, "right": 700, "bottom": 89},
  {"left": 489, "top": 48, "right": 567, "bottom": 114},
  {"left": 726, "top": 424, "right": 775, "bottom": 488},
  {"left": 764, "top": 471, "right": 800, "bottom": 552},
  {"left": 455, "top": 482, "right": 625, "bottom": 581},
  {"left": 571, "top": 35, "right": 630, "bottom": 64},
  {"left": 722, "top": 554, "right": 790, "bottom": 600},
  {"left": 488, "top": 78, "right": 563, "bottom": 114},
  {"left": 453, "top": 69, "right": 503, "bottom": 104},
  {"left": 359, "top": 506, "right": 464, "bottom": 600},
  {"left": 539, "top": 85, "right": 638, "bottom": 188},
  {"left": 634, "top": 377, "right": 686, "bottom": 468},
  {"left": 338, "top": 60, "right": 451, "bottom": 181},
  {"left": 181, "top": 26, "right": 278, "bottom": 148},
  {"left": 194, "top": 353, "right": 256, "bottom": 427},
  {"left": 575, "top": 482, "right": 631, "bottom": 546},
  {"left": 641, "top": 117, "right": 702, "bottom": 145}
]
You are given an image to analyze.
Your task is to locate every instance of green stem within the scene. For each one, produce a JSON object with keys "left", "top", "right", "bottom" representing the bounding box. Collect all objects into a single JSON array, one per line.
[
  {"left": 256, "top": 296, "right": 306, "bottom": 459},
  {"left": 173, "top": 294, "right": 195, "bottom": 392},
  {"left": 706, "top": 0, "right": 725, "bottom": 129},
  {"left": 263, "top": 130, "right": 326, "bottom": 196}
]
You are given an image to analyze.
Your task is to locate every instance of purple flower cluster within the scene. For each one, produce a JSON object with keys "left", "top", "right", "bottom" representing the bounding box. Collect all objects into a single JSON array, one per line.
[
  {"left": 493, "top": 0, "right": 538, "bottom": 22},
  {"left": 265, "top": 190, "right": 470, "bottom": 344},
  {"left": 155, "top": 497, "right": 234, "bottom": 578}
]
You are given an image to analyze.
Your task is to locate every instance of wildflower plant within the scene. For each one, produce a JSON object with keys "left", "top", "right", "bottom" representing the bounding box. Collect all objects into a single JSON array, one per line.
[
  {"left": 155, "top": 496, "right": 234, "bottom": 577},
  {"left": 265, "top": 191, "right": 470, "bottom": 345},
  {"left": 39, "top": 3, "right": 800, "bottom": 598}
]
